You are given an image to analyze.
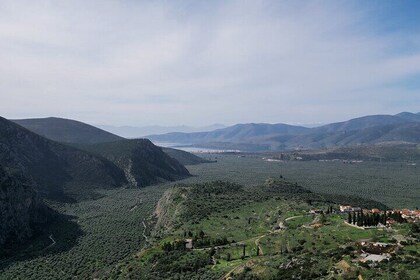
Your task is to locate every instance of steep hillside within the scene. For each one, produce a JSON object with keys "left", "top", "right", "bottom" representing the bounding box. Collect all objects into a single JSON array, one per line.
[
  {"left": 13, "top": 117, "right": 208, "bottom": 166},
  {"left": 0, "top": 117, "right": 127, "bottom": 200},
  {"left": 0, "top": 166, "right": 52, "bottom": 249},
  {"left": 12, "top": 117, "right": 123, "bottom": 144},
  {"left": 75, "top": 139, "right": 191, "bottom": 187}
]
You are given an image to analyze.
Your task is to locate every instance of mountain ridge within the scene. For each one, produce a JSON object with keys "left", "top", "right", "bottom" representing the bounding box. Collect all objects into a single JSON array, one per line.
[
  {"left": 147, "top": 112, "right": 420, "bottom": 151},
  {"left": 0, "top": 117, "right": 127, "bottom": 201},
  {"left": 74, "top": 139, "right": 192, "bottom": 188},
  {"left": 12, "top": 117, "right": 123, "bottom": 144}
]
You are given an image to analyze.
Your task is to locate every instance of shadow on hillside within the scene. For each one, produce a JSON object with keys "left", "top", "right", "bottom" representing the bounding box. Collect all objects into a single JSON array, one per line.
[{"left": 0, "top": 213, "right": 83, "bottom": 270}]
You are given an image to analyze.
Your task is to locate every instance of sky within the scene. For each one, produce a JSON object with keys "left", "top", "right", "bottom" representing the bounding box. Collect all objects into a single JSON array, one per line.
[{"left": 1, "top": 0, "right": 419, "bottom": 127}]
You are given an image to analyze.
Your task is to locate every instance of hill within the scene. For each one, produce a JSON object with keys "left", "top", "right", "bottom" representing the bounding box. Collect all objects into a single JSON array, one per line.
[
  {"left": 0, "top": 117, "right": 127, "bottom": 201},
  {"left": 75, "top": 139, "right": 191, "bottom": 187},
  {"left": 148, "top": 112, "right": 420, "bottom": 151},
  {"left": 395, "top": 112, "right": 420, "bottom": 122},
  {"left": 310, "top": 114, "right": 410, "bottom": 134},
  {"left": 98, "top": 124, "right": 226, "bottom": 138},
  {"left": 273, "top": 122, "right": 420, "bottom": 150},
  {"left": 13, "top": 117, "right": 208, "bottom": 166},
  {"left": 0, "top": 165, "right": 52, "bottom": 250},
  {"left": 12, "top": 117, "right": 123, "bottom": 144},
  {"left": 147, "top": 123, "right": 309, "bottom": 144}
]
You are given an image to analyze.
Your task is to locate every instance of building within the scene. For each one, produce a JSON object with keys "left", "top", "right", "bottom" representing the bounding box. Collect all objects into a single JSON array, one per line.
[
  {"left": 359, "top": 253, "right": 390, "bottom": 263},
  {"left": 371, "top": 208, "right": 380, "bottom": 214},
  {"left": 185, "top": 239, "right": 193, "bottom": 250},
  {"left": 310, "top": 209, "right": 323, "bottom": 214},
  {"left": 340, "top": 205, "right": 361, "bottom": 213}
]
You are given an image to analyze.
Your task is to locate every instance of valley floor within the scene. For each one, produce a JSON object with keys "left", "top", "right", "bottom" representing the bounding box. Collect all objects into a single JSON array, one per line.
[{"left": 0, "top": 154, "right": 418, "bottom": 279}]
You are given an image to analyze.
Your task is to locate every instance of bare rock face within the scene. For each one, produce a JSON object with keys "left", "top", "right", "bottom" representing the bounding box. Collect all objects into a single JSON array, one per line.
[{"left": 0, "top": 166, "right": 51, "bottom": 248}]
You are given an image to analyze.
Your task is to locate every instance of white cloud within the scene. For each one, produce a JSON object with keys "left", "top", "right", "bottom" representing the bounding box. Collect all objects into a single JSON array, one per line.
[{"left": 0, "top": 0, "right": 419, "bottom": 126}]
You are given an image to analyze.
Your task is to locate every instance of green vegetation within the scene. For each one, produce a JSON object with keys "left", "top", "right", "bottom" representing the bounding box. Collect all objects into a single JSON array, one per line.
[
  {"left": 284, "top": 143, "right": 420, "bottom": 162},
  {"left": 0, "top": 185, "right": 169, "bottom": 279},
  {"left": 113, "top": 181, "right": 419, "bottom": 279},
  {"left": 186, "top": 154, "right": 419, "bottom": 209},
  {"left": 1, "top": 153, "right": 418, "bottom": 279}
]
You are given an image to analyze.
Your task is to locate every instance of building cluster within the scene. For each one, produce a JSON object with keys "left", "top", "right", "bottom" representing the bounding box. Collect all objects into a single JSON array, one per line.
[
  {"left": 339, "top": 205, "right": 420, "bottom": 226},
  {"left": 394, "top": 209, "right": 420, "bottom": 222}
]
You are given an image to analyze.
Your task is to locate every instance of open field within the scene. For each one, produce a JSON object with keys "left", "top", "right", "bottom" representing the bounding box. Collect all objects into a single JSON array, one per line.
[{"left": 185, "top": 154, "right": 420, "bottom": 209}]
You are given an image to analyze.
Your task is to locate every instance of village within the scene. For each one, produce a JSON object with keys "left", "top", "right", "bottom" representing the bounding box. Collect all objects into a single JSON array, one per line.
[{"left": 307, "top": 204, "right": 420, "bottom": 266}]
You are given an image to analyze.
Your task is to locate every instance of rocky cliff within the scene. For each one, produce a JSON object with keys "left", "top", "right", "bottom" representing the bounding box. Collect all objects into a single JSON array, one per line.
[{"left": 0, "top": 166, "right": 51, "bottom": 249}]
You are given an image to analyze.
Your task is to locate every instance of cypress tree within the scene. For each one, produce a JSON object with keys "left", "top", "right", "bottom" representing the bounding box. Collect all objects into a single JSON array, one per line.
[{"left": 348, "top": 212, "right": 352, "bottom": 224}]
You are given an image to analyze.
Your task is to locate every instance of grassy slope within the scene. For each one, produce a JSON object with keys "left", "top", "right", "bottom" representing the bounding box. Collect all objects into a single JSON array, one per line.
[{"left": 115, "top": 181, "right": 419, "bottom": 279}]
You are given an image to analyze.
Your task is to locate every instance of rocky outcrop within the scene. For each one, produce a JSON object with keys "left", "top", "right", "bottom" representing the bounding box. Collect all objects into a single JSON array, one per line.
[{"left": 0, "top": 166, "right": 51, "bottom": 248}]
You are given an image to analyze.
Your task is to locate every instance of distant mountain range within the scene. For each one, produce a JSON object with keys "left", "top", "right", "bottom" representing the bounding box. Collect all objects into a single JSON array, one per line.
[
  {"left": 147, "top": 112, "right": 420, "bottom": 151},
  {"left": 98, "top": 123, "right": 226, "bottom": 138}
]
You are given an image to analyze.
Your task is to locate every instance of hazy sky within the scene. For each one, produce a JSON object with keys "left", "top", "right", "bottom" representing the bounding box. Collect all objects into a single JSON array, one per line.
[{"left": 1, "top": 0, "right": 419, "bottom": 126}]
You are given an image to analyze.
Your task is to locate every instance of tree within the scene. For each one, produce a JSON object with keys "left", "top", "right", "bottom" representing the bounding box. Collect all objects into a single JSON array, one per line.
[
  {"left": 348, "top": 212, "right": 352, "bottom": 224},
  {"left": 256, "top": 245, "right": 260, "bottom": 256},
  {"left": 242, "top": 244, "right": 246, "bottom": 259},
  {"left": 320, "top": 213, "right": 326, "bottom": 224}
]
